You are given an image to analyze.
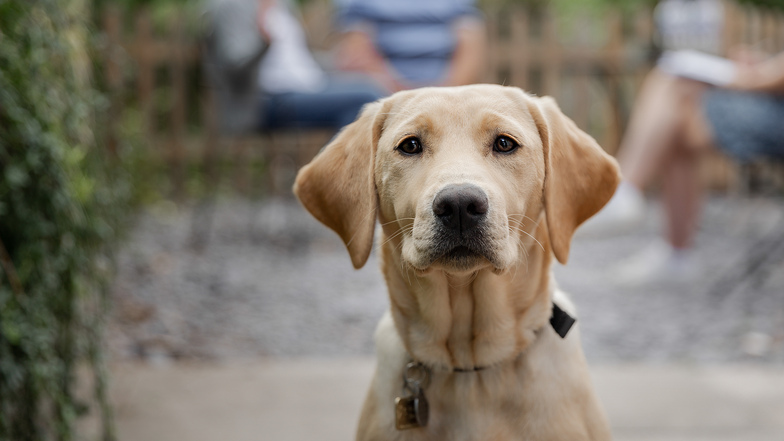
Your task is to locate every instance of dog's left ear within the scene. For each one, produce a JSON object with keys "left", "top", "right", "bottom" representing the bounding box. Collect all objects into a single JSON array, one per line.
[
  {"left": 529, "top": 96, "right": 620, "bottom": 264},
  {"left": 293, "top": 100, "right": 387, "bottom": 269}
]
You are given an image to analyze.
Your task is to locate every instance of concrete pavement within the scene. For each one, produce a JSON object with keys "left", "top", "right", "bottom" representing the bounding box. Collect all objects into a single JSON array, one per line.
[{"left": 100, "top": 359, "right": 784, "bottom": 441}]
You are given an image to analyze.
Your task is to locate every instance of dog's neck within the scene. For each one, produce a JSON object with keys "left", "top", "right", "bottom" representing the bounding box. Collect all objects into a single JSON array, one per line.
[{"left": 379, "top": 221, "right": 554, "bottom": 371}]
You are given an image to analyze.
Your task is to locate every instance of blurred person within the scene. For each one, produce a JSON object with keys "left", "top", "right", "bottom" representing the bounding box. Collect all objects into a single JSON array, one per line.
[
  {"left": 334, "top": 0, "right": 486, "bottom": 92},
  {"left": 586, "top": 49, "right": 784, "bottom": 284},
  {"left": 655, "top": 0, "right": 724, "bottom": 55},
  {"left": 256, "top": 0, "right": 386, "bottom": 129},
  {"left": 205, "top": 0, "right": 385, "bottom": 133}
]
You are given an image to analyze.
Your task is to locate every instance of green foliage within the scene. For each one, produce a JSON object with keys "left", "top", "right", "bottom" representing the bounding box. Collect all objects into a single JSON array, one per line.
[
  {"left": 0, "top": 0, "right": 130, "bottom": 439},
  {"left": 737, "top": 0, "right": 784, "bottom": 11},
  {"left": 93, "top": 0, "right": 190, "bottom": 8}
]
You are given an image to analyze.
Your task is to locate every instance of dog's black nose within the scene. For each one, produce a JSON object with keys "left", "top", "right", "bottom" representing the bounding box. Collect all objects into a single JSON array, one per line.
[{"left": 432, "top": 184, "right": 488, "bottom": 234}]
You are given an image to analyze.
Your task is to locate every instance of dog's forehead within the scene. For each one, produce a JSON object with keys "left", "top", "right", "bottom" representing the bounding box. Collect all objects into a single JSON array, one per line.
[{"left": 381, "top": 86, "right": 540, "bottom": 143}]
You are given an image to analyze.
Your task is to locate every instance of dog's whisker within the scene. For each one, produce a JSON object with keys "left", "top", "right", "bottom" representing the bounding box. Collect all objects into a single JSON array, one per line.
[
  {"left": 381, "top": 224, "right": 413, "bottom": 241},
  {"left": 401, "top": 258, "right": 415, "bottom": 287},
  {"left": 507, "top": 219, "right": 541, "bottom": 272},
  {"left": 507, "top": 218, "right": 545, "bottom": 253},
  {"left": 507, "top": 213, "right": 539, "bottom": 225},
  {"left": 507, "top": 219, "right": 529, "bottom": 235},
  {"left": 379, "top": 217, "right": 416, "bottom": 227},
  {"left": 507, "top": 219, "right": 527, "bottom": 229},
  {"left": 519, "top": 229, "right": 545, "bottom": 252},
  {"left": 382, "top": 225, "right": 411, "bottom": 242},
  {"left": 380, "top": 225, "right": 414, "bottom": 248}
]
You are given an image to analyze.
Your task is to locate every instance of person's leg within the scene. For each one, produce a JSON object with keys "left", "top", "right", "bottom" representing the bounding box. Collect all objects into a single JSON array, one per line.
[
  {"left": 659, "top": 82, "right": 717, "bottom": 250},
  {"left": 612, "top": 140, "right": 706, "bottom": 285},
  {"left": 592, "top": 71, "right": 717, "bottom": 283},
  {"left": 261, "top": 77, "right": 385, "bottom": 130},
  {"left": 658, "top": 88, "right": 784, "bottom": 252},
  {"left": 704, "top": 89, "right": 784, "bottom": 162},
  {"left": 618, "top": 69, "right": 709, "bottom": 189},
  {"left": 661, "top": 147, "right": 702, "bottom": 250},
  {"left": 325, "top": 76, "right": 387, "bottom": 127},
  {"left": 581, "top": 69, "right": 708, "bottom": 236}
]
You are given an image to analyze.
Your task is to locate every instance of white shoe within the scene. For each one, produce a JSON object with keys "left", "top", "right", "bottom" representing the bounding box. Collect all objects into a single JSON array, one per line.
[
  {"left": 613, "top": 240, "right": 700, "bottom": 286},
  {"left": 578, "top": 181, "right": 645, "bottom": 237}
]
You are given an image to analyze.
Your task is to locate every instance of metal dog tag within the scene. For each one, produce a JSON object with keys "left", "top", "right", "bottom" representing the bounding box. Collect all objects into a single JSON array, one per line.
[
  {"left": 394, "top": 390, "right": 429, "bottom": 430},
  {"left": 395, "top": 362, "right": 431, "bottom": 430}
]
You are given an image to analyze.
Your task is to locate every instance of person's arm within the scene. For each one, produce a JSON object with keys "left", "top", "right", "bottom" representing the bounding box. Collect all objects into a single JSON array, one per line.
[
  {"left": 335, "top": 29, "right": 403, "bottom": 92},
  {"left": 440, "top": 18, "right": 486, "bottom": 87},
  {"left": 256, "top": 0, "right": 274, "bottom": 42},
  {"left": 728, "top": 51, "right": 784, "bottom": 94}
]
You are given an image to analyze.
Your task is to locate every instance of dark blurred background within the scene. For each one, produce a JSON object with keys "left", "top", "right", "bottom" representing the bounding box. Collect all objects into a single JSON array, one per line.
[{"left": 2, "top": 0, "right": 784, "bottom": 440}]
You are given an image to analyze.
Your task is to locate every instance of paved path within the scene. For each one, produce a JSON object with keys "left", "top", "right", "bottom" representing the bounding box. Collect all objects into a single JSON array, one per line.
[
  {"left": 109, "top": 196, "right": 784, "bottom": 363},
  {"left": 102, "top": 359, "right": 784, "bottom": 441},
  {"left": 101, "top": 196, "right": 784, "bottom": 440}
]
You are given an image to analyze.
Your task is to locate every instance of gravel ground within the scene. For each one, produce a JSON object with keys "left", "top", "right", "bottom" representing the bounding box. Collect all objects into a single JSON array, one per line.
[{"left": 108, "top": 195, "right": 784, "bottom": 364}]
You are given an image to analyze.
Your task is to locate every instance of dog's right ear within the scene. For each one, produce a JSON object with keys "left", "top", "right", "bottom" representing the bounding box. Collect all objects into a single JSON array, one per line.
[{"left": 293, "top": 100, "right": 387, "bottom": 269}]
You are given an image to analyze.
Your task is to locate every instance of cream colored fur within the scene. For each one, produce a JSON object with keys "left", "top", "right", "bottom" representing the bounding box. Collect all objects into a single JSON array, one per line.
[{"left": 294, "top": 85, "right": 620, "bottom": 441}]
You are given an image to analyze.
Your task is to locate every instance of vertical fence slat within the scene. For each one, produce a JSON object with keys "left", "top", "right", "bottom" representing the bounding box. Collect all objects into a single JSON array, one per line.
[
  {"left": 602, "top": 11, "right": 624, "bottom": 154},
  {"left": 135, "top": 8, "right": 155, "bottom": 137},
  {"left": 509, "top": 9, "right": 529, "bottom": 89},
  {"left": 722, "top": 1, "right": 739, "bottom": 54},
  {"left": 170, "top": 15, "right": 187, "bottom": 198},
  {"left": 486, "top": 9, "right": 497, "bottom": 83},
  {"left": 541, "top": 10, "right": 560, "bottom": 98},
  {"left": 103, "top": 6, "right": 122, "bottom": 156},
  {"left": 103, "top": 7, "right": 122, "bottom": 92}
]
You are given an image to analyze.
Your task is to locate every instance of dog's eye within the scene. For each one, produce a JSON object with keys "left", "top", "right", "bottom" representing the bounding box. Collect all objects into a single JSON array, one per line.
[
  {"left": 396, "top": 137, "right": 423, "bottom": 156},
  {"left": 493, "top": 135, "right": 519, "bottom": 154}
]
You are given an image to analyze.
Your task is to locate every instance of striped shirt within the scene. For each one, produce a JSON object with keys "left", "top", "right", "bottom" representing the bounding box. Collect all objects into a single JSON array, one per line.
[{"left": 337, "top": 0, "right": 481, "bottom": 85}]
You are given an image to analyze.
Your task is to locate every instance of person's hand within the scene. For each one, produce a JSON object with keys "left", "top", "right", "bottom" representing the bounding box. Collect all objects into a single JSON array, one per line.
[
  {"left": 336, "top": 31, "right": 386, "bottom": 71},
  {"left": 336, "top": 30, "right": 404, "bottom": 92},
  {"left": 728, "top": 63, "right": 763, "bottom": 90},
  {"left": 728, "top": 45, "right": 767, "bottom": 66},
  {"left": 256, "top": 0, "right": 273, "bottom": 42},
  {"left": 725, "top": 45, "right": 784, "bottom": 92},
  {"left": 726, "top": 49, "right": 784, "bottom": 93}
]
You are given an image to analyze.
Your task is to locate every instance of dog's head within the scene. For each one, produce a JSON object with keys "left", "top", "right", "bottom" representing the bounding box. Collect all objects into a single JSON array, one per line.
[{"left": 294, "top": 85, "right": 619, "bottom": 274}]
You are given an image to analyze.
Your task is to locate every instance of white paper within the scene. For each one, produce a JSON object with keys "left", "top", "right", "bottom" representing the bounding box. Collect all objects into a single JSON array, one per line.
[{"left": 657, "top": 50, "right": 737, "bottom": 86}]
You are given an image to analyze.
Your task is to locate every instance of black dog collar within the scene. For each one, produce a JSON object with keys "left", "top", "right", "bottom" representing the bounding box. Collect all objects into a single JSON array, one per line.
[{"left": 549, "top": 302, "right": 576, "bottom": 339}]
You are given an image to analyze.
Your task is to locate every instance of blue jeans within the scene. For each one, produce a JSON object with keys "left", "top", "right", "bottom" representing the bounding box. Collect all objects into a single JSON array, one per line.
[
  {"left": 703, "top": 89, "right": 784, "bottom": 162},
  {"left": 259, "top": 76, "right": 386, "bottom": 130}
]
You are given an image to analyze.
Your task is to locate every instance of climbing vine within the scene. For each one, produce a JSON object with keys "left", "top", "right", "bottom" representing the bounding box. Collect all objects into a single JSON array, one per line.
[{"left": 0, "top": 0, "right": 131, "bottom": 439}]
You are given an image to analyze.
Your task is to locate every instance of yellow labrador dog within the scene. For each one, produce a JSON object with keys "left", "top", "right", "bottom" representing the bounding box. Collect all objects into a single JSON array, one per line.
[{"left": 294, "top": 84, "right": 619, "bottom": 441}]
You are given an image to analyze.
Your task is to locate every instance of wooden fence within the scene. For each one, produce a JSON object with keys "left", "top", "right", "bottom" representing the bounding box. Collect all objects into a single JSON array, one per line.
[{"left": 101, "top": 1, "right": 784, "bottom": 197}]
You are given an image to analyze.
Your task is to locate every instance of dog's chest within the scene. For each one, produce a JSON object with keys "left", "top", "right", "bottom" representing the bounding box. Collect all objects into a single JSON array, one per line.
[
  {"left": 387, "top": 367, "right": 599, "bottom": 441},
  {"left": 409, "top": 367, "right": 539, "bottom": 436},
  {"left": 370, "top": 313, "right": 603, "bottom": 440}
]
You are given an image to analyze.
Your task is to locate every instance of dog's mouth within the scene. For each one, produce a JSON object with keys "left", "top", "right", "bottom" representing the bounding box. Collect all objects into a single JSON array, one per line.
[
  {"left": 432, "top": 243, "right": 493, "bottom": 272},
  {"left": 443, "top": 245, "right": 480, "bottom": 260}
]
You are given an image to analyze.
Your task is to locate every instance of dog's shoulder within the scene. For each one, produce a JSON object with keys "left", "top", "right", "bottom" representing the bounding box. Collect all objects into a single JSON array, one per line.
[
  {"left": 373, "top": 311, "right": 408, "bottom": 364},
  {"left": 552, "top": 286, "right": 578, "bottom": 318}
]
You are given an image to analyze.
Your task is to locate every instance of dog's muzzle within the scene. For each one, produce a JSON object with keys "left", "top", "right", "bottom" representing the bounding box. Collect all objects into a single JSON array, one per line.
[{"left": 430, "top": 184, "right": 494, "bottom": 266}]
